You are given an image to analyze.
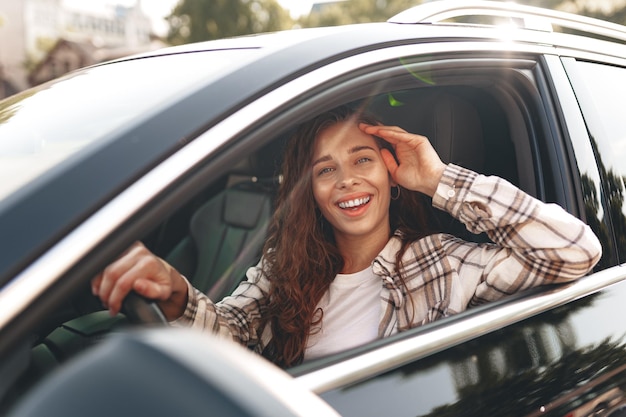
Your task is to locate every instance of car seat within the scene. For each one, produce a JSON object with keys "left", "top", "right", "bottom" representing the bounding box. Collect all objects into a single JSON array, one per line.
[
  {"left": 370, "top": 89, "right": 485, "bottom": 172},
  {"left": 166, "top": 150, "right": 280, "bottom": 300}
]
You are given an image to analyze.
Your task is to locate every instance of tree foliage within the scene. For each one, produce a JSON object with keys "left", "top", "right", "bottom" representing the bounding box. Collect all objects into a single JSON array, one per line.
[
  {"left": 163, "top": 0, "right": 626, "bottom": 45},
  {"left": 579, "top": 3, "right": 626, "bottom": 26},
  {"left": 298, "top": 0, "right": 422, "bottom": 28},
  {"left": 165, "top": 0, "right": 293, "bottom": 45}
]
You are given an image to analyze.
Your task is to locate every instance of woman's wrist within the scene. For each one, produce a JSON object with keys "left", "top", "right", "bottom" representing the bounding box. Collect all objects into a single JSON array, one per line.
[
  {"left": 423, "top": 162, "right": 447, "bottom": 197},
  {"left": 158, "top": 269, "right": 189, "bottom": 321}
]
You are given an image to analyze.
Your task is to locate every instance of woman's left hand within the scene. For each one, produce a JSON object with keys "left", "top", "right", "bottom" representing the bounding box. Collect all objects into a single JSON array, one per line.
[{"left": 360, "top": 124, "right": 446, "bottom": 197}]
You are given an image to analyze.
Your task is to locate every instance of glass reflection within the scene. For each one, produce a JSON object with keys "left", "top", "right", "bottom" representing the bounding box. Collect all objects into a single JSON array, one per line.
[
  {"left": 323, "top": 285, "right": 626, "bottom": 417},
  {"left": 581, "top": 136, "right": 626, "bottom": 269},
  {"left": 564, "top": 60, "right": 626, "bottom": 266},
  {"left": 0, "top": 49, "right": 250, "bottom": 203}
]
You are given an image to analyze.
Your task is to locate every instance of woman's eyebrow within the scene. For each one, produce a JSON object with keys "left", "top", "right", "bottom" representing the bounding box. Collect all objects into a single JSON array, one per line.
[
  {"left": 349, "top": 145, "right": 376, "bottom": 154},
  {"left": 312, "top": 154, "right": 331, "bottom": 167},
  {"left": 312, "top": 145, "right": 377, "bottom": 167}
]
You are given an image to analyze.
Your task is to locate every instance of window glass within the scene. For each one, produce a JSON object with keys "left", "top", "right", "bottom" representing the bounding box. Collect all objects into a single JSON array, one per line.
[
  {"left": 320, "top": 284, "right": 626, "bottom": 417},
  {"left": 564, "top": 60, "right": 626, "bottom": 264},
  {"left": 0, "top": 49, "right": 254, "bottom": 203}
]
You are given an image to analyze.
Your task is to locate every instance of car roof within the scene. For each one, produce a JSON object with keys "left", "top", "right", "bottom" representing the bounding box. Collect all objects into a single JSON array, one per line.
[
  {"left": 116, "top": 20, "right": 626, "bottom": 62},
  {"left": 108, "top": 0, "right": 626, "bottom": 66}
]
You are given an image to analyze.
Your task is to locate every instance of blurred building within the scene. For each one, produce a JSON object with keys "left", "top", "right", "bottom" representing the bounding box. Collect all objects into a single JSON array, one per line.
[
  {"left": 310, "top": 0, "right": 348, "bottom": 14},
  {"left": 0, "top": 0, "right": 160, "bottom": 98}
]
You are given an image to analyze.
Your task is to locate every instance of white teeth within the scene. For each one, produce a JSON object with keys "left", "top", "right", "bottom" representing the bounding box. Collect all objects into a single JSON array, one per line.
[{"left": 338, "top": 196, "right": 370, "bottom": 209}]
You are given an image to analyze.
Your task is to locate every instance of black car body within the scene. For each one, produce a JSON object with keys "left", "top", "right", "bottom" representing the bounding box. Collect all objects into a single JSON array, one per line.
[{"left": 1, "top": 1, "right": 626, "bottom": 415}]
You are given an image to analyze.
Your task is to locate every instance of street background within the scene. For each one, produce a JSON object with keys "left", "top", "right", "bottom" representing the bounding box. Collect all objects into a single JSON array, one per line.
[{"left": 1, "top": 0, "right": 625, "bottom": 98}]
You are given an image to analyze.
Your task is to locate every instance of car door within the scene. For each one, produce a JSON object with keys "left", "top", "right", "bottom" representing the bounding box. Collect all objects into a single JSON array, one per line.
[
  {"left": 289, "top": 42, "right": 626, "bottom": 417},
  {"left": 2, "top": 28, "right": 625, "bottom": 416}
]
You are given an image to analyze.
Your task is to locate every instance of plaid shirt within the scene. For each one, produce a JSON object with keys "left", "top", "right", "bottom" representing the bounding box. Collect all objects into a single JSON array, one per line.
[{"left": 174, "top": 164, "right": 602, "bottom": 354}]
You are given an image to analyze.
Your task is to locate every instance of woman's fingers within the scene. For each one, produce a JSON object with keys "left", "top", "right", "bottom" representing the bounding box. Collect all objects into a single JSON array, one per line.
[
  {"left": 361, "top": 122, "right": 446, "bottom": 196},
  {"left": 92, "top": 242, "right": 172, "bottom": 316},
  {"left": 359, "top": 123, "right": 420, "bottom": 145},
  {"left": 91, "top": 273, "right": 103, "bottom": 297},
  {"left": 96, "top": 245, "right": 141, "bottom": 306},
  {"left": 380, "top": 148, "right": 399, "bottom": 179},
  {"left": 106, "top": 259, "right": 167, "bottom": 316},
  {"left": 92, "top": 242, "right": 141, "bottom": 298}
]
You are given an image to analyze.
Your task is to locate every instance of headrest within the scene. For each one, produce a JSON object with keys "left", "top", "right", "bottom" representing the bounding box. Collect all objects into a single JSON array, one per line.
[
  {"left": 190, "top": 181, "right": 274, "bottom": 232},
  {"left": 230, "top": 138, "right": 284, "bottom": 179},
  {"left": 369, "top": 90, "right": 485, "bottom": 172},
  {"left": 222, "top": 187, "right": 271, "bottom": 230}
]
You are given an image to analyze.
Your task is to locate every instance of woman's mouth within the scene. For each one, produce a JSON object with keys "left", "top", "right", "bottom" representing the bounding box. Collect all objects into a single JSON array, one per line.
[{"left": 338, "top": 196, "right": 371, "bottom": 209}]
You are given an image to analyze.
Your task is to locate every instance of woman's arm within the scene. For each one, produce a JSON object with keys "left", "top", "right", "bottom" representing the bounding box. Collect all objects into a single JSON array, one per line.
[
  {"left": 360, "top": 123, "right": 601, "bottom": 305},
  {"left": 434, "top": 164, "right": 602, "bottom": 304},
  {"left": 92, "top": 243, "right": 270, "bottom": 348},
  {"left": 171, "top": 259, "right": 271, "bottom": 348}
]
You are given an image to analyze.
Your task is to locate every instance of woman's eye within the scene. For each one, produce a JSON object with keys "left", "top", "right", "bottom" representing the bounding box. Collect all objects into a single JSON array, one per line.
[
  {"left": 356, "top": 157, "right": 371, "bottom": 164},
  {"left": 318, "top": 167, "right": 334, "bottom": 176}
]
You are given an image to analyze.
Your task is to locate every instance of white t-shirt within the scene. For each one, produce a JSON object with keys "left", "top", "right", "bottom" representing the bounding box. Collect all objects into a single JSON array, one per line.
[{"left": 304, "top": 266, "right": 382, "bottom": 361}]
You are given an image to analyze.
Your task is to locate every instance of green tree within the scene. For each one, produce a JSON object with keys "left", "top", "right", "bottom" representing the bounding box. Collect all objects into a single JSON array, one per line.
[
  {"left": 166, "top": 0, "right": 293, "bottom": 45},
  {"left": 298, "top": 0, "right": 424, "bottom": 28},
  {"left": 577, "top": 4, "right": 626, "bottom": 26}
]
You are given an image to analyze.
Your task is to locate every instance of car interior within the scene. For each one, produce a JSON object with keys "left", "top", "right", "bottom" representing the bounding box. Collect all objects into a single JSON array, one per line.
[
  {"left": 149, "top": 74, "right": 540, "bottom": 297},
  {"left": 2, "top": 66, "right": 546, "bottom": 413},
  {"left": 141, "top": 83, "right": 528, "bottom": 301}
]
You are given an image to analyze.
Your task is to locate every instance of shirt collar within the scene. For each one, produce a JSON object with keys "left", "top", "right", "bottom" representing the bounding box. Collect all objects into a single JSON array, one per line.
[{"left": 372, "top": 230, "right": 403, "bottom": 277}]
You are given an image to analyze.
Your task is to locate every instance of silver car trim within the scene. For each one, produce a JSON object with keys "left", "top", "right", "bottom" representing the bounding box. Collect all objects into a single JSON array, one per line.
[
  {"left": 295, "top": 266, "right": 626, "bottom": 394},
  {"left": 389, "top": 0, "right": 626, "bottom": 43},
  {"left": 553, "top": 46, "right": 626, "bottom": 68}
]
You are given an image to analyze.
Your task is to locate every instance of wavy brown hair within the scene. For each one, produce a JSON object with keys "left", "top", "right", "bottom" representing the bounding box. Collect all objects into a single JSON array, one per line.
[{"left": 261, "top": 105, "right": 438, "bottom": 367}]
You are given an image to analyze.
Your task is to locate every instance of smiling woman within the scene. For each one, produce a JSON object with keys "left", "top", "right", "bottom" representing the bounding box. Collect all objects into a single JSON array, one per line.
[{"left": 92, "top": 104, "right": 601, "bottom": 368}]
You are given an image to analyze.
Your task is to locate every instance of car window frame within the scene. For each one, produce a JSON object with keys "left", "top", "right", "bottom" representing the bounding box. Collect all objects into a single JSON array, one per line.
[
  {"left": 2, "top": 40, "right": 619, "bottom": 406},
  {"left": 0, "top": 41, "right": 561, "bottom": 333}
]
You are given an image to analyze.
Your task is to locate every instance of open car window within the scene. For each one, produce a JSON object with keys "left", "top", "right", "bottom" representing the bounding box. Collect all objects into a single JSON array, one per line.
[
  {"left": 140, "top": 59, "right": 548, "bottom": 304},
  {"left": 1, "top": 51, "right": 585, "bottom": 413}
]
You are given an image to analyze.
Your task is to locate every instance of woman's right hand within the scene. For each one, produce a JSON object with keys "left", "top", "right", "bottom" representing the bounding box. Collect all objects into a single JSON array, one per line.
[
  {"left": 91, "top": 242, "right": 188, "bottom": 321},
  {"left": 359, "top": 123, "right": 446, "bottom": 197}
]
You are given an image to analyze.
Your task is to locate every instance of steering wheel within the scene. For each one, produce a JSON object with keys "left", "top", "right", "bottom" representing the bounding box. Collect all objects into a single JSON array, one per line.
[{"left": 121, "top": 291, "right": 168, "bottom": 325}]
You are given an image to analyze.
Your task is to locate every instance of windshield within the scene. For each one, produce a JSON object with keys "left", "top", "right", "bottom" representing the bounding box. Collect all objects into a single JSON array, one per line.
[{"left": 0, "top": 49, "right": 253, "bottom": 203}]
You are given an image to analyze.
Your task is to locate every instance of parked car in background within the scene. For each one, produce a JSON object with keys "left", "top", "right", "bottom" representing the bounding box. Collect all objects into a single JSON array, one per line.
[{"left": 1, "top": 1, "right": 626, "bottom": 415}]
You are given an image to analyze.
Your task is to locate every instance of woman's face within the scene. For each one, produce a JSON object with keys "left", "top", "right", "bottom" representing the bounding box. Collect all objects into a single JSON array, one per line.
[{"left": 311, "top": 120, "right": 393, "bottom": 244}]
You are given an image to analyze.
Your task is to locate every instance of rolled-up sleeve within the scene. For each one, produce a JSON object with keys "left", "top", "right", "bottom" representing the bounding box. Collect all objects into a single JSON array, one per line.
[
  {"left": 171, "top": 259, "right": 271, "bottom": 348},
  {"left": 432, "top": 164, "right": 602, "bottom": 305}
]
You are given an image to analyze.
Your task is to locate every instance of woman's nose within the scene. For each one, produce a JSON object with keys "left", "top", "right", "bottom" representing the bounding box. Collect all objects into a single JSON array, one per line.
[{"left": 337, "top": 168, "right": 359, "bottom": 189}]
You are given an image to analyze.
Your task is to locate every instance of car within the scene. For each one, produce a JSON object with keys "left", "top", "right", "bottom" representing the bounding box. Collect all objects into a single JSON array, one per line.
[{"left": 1, "top": 0, "right": 626, "bottom": 415}]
